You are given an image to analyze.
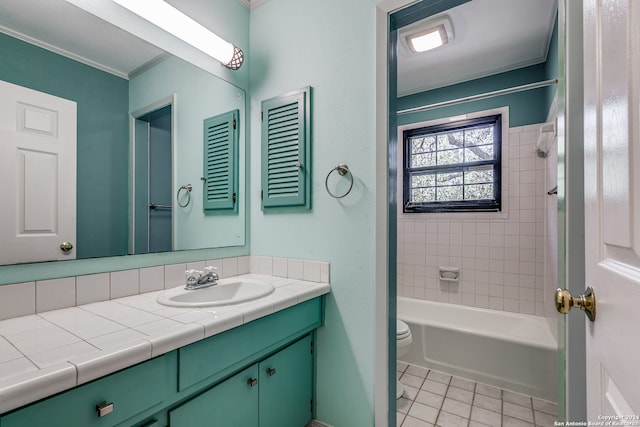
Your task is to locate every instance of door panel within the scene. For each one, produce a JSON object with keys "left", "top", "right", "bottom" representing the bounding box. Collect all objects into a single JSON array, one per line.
[
  {"left": 583, "top": 0, "right": 640, "bottom": 418},
  {"left": 259, "top": 335, "right": 313, "bottom": 427},
  {"left": 169, "top": 364, "right": 259, "bottom": 427},
  {"left": 0, "top": 80, "right": 76, "bottom": 264}
]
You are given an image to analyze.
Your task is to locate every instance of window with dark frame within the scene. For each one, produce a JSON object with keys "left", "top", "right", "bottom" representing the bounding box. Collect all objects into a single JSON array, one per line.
[{"left": 403, "top": 114, "right": 502, "bottom": 213}]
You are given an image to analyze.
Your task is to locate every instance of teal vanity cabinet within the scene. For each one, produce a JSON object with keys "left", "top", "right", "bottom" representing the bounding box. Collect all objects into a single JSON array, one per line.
[
  {"left": 0, "top": 297, "right": 323, "bottom": 427},
  {"left": 0, "top": 352, "right": 175, "bottom": 427},
  {"left": 169, "top": 335, "right": 313, "bottom": 427}
]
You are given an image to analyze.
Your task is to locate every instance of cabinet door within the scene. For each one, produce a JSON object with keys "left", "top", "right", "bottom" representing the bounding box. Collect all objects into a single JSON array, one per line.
[
  {"left": 259, "top": 335, "right": 313, "bottom": 427},
  {"left": 169, "top": 364, "right": 259, "bottom": 427}
]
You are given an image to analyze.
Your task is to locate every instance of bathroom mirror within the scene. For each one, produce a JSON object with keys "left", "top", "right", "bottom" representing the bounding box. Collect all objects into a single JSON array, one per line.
[{"left": 0, "top": 0, "right": 247, "bottom": 266}]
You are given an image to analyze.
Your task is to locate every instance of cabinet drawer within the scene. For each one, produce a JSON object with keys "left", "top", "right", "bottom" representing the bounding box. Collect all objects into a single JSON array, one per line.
[
  {"left": 1, "top": 354, "right": 171, "bottom": 427},
  {"left": 179, "top": 297, "right": 322, "bottom": 391}
]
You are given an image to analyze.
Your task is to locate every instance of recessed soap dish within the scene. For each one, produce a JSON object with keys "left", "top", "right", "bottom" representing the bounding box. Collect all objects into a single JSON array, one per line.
[{"left": 439, "top": 266, "right": 460, "bottom": 282}]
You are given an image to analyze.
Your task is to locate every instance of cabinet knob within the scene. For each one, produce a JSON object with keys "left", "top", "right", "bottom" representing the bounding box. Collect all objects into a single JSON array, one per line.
[
  {"left": 247, "top": 378, "right": 258, "bottom": 387},
  {"left": 96, "top": 401, "right": 114, "bottom": 417},
  {"left": 266, "top": 368, "right": 277, "bottom": 377}
]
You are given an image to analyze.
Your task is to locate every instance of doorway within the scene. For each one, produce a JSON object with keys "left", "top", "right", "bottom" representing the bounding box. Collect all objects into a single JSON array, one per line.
[
  {"left": 375, "top": 0, "right": 586, "bottom": 425},
  {"left": 133, "top": 104, "right": 173, "bottom": 254}
]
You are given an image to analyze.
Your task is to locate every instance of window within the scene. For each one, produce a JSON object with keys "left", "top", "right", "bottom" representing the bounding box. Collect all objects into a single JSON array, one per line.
[{"left": 403, "top": 114, "right": 502, "bottom": 213}]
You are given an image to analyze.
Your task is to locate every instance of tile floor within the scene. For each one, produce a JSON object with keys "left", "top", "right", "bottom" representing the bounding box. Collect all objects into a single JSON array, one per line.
[{"left": 397, "top": 362, "right": 558, "bottom": 427}]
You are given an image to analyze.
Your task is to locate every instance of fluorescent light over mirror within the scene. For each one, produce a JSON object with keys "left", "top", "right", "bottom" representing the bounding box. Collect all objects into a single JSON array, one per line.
[{"left": 112, "top": 0, "right": 243, "bottom": 69}]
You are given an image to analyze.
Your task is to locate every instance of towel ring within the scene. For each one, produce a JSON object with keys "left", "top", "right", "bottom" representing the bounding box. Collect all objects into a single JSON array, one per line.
[
  {"left": 177, "top": 184, "right": 193, "bottom": 207},
  {"left": 325, "top": 164, "right": 353, "bottom": 199}
]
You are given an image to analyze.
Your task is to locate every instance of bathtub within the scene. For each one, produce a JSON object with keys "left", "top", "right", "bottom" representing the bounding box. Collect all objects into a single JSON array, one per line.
[{"left": 397, "top": 297, "right": 558, "bottom": 400}]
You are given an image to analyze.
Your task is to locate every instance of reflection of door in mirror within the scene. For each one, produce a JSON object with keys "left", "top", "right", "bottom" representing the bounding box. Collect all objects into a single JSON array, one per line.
[
  {"left": 0, "top": 80, "right": 77, "bottom": 264},
  {"left": 134, "top": 105, "right": 173, "bottom": 254}
]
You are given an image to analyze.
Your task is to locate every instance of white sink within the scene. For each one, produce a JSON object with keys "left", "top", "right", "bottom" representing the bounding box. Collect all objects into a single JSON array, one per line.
[{"left": 157, "top": 278, "right": 275, "bottom": 308}]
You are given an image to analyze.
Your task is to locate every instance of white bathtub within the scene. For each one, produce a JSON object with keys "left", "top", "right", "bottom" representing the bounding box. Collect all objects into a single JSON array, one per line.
[{"left": 397, "top": 297, "right": 558, "bottom": 400}]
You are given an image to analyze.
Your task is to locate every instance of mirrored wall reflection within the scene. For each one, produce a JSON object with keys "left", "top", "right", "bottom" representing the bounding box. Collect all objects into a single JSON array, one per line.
[{"left": 0, "top": 28, "right": 245, "bottom": 266}]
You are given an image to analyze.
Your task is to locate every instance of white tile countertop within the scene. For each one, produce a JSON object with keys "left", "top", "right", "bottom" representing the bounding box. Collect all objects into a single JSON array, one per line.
[{"left": 0, "top": 274, "right": 329, "bottom": 414}]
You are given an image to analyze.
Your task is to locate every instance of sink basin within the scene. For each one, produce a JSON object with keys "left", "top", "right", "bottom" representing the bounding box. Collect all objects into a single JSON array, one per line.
[{"left": 157, "top": 278, "right": 275, "bottom": 308}]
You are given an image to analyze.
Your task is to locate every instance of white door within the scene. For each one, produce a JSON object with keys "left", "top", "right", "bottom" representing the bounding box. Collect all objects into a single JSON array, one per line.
[
  {"left": 0, "top": 80, "right": 77, "bottom": 264},
  {"left": 583, "top": 0, "right": 640, "bottom": 419}
]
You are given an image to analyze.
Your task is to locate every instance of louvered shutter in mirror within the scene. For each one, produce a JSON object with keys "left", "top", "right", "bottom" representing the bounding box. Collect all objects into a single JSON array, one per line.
[
  {"left": 261, "top": 87, "right": 311, "bottom": 210},
  {"left": 203, "top": 109, "right": 238, "bottom": 212}
]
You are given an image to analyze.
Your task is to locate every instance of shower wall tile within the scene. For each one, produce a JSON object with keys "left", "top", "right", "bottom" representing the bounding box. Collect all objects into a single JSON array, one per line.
[{"left": 398, "top": 123, "right": 549, "bottom": 316}]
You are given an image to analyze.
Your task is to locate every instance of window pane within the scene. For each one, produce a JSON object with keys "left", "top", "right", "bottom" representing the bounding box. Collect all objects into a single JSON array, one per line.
[
  {"left": 465, "top": 126, "right": 494, "bottom": 146},
  {"left": 412, "top": 187, "right": 435, "bottom": 202},
  {"left": 436, "top": 171, "right": 463, "bottom": 186},
  {"left": 437, "top": 148, "right": 463, "bottom": 165},
  {"left": 464, "top": 168, "right": 493, "bottom": 184},
  {"left": 437, "top": 185, "right": 463, "bottom": 201},
  {"left": 464, "top": 144, "right": 493, "bottom": 162},
  {"left": 411, "top": 173, "right": 435, "bottom": 188},
  {"left": 465, "top": 184, "right": 493, "bottom": 200},
  {"left": 411, "top": 135, "right": 436, "bottom": 154},
  {"left": 437, "top": 131, "right": 463, "bottom": 150},
  {"left": 411, "top": 152, "right": 436, "bottom": 167}
]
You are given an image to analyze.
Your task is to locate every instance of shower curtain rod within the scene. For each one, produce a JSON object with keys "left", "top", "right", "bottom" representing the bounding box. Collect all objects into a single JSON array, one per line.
[{"left": 397, "top": 78, "right": 559, "bottom": 116}]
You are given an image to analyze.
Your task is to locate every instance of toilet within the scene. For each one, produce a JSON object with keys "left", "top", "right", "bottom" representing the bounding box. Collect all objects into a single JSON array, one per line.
[{"left": 396, "top": 319, "right": 413, "bottom": 399}]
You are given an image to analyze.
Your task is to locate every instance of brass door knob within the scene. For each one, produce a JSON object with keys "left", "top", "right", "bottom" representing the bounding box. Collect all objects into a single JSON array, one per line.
[
  {"left": 555, "top": 287, "right": 596, "bottom": 321},
  {"left": 60, "top": 242, "right": 73, "bottom": 252}
]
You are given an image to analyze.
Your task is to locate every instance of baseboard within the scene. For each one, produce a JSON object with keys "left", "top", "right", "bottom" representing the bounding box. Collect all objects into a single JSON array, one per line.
[{"left": 308, "top": 420, "right": 334, "bottom": 427}]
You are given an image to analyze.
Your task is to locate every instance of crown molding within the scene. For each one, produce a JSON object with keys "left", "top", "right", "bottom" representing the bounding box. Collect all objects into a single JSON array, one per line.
[{"left": 239, "top": 0, "right": 269, "bottom": 9}]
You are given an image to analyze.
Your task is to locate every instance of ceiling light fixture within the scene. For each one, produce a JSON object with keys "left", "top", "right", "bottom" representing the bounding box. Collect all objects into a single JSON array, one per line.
[
  {"left": 112, "top": 0, "right": 244, "bottom": 70},
  {"left": 402, "top": 16, "right": 454, "bottom": 54},
  {"left": 407, "top": 25, "right": 447, "bottom": 53}
]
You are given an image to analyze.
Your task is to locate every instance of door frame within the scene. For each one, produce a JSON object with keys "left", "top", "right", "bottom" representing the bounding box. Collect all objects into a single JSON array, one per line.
[
  {"left": 129, "top": 95, "right": 177, "bottom": 254},
  {"left": 374, "top": 0, "right": 587, "bottom": 424}
]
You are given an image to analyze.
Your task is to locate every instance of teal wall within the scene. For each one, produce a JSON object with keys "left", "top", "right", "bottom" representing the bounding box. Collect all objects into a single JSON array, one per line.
[
  {"left": 398, "top": 64, "right": 550, "bottom": 127},
  {"left": 545, "top": 16, "right": 559, "bottom": 111},
  {"left": 249, "top": 0, "right": 379, "bottom": 425},
  {"left": 397, "top": 14, "right": 558, "bottom": 128},
  {"left": 0, "top": 32, "right": 129, "bottom": 259}
]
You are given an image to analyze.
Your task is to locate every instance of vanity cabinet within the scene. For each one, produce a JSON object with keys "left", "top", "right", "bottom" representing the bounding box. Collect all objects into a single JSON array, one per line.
[
  {"left": 0, "top": 297, "right": 323, "bottom": 427},
  {"left": 169, "top": 335, "right": 313, "bottom": 427},
  {"left": 0, "top": 352, "right": 173, "bottom": 427}
]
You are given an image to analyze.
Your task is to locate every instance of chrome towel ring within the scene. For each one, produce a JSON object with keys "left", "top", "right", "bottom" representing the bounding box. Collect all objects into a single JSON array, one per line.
[
  {"left": 325, "top": 164, "right": 354, "bottom": 199},
  {"left": 177, "top": 184, "right": 193, "bottom": 207}
]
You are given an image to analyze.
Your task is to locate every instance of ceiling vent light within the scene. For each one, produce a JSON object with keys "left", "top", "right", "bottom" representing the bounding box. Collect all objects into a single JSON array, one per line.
[{"left": 401, "top": 16, "right": 454, "bottom": 54}]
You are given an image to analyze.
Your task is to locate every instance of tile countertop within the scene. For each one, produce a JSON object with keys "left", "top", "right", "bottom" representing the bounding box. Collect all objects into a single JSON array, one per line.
[{"left": 0, "top": 274, "right": 330, "bottom": 414}]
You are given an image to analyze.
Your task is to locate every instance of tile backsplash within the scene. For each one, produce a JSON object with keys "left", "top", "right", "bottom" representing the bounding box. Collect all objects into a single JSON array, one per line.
[
  {"left": 398, "top": 123, "right": 548, "bottom": 316},
  {"left": 0, "top": 256, "right": 330, "bottom": 321}
]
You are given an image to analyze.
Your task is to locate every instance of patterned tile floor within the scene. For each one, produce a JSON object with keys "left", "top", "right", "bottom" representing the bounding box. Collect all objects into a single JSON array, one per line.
[{"left": 396, "top": 362, "right": 559, "bottom": 427}]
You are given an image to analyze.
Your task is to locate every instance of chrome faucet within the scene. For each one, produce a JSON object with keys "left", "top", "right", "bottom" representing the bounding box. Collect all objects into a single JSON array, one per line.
[{"left": 185, "top": 267, "right": 219, "bottom": 290}]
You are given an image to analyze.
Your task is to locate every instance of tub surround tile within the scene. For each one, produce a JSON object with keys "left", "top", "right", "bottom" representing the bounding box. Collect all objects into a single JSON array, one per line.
[{"left": 0, "top": 264, "right": 331, "bottom": 415}]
